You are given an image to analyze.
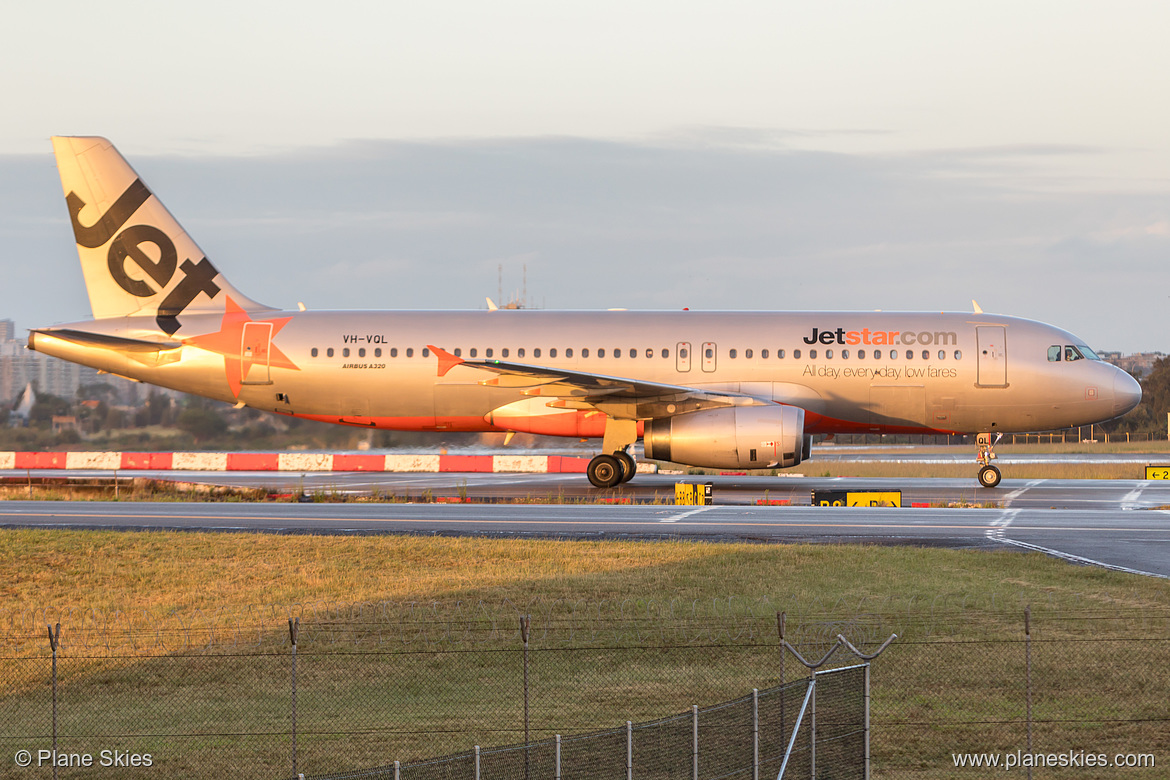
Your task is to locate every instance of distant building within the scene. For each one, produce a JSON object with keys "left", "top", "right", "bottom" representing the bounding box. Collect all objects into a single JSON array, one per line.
[{"left": 0, "top": 318, "right": 143, "bottom": 407}]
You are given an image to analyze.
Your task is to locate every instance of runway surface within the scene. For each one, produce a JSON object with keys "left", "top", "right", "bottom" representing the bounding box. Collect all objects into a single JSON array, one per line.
[{"left": 2, "top": 470, "right": 1169, "bottom": 579}]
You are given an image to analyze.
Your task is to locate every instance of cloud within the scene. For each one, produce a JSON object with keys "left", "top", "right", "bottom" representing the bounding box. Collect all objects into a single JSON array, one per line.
[{"left": 3, "top": 136, "right": 1168, "bottom": 351}]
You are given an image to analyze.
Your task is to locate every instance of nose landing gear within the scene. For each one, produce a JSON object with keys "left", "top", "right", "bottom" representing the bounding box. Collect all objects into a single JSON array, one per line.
[{"left": 976, "top": 432, "right": 1002, "bottom": 488}]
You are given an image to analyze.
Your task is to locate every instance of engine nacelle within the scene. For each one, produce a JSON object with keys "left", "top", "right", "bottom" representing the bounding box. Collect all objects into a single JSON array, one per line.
[{"left": 644, "top": 405, "right": 806, "bottom": 469}]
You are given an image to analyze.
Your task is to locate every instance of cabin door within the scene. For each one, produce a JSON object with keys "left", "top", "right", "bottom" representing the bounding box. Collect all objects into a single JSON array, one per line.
[{"left": 976, "top": 326, "right": 1007, "bottom": 388}]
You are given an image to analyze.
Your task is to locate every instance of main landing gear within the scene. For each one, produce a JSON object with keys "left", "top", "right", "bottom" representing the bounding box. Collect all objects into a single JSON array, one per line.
[
  {"left": 587, "top": 418, "right": 639, "bottom": 488},
  {"left": 587, "top": 451, "right": 637, "bottom": 488},
  {"left": 976, "top": 432, "right": 1003, "bottom": 488}
]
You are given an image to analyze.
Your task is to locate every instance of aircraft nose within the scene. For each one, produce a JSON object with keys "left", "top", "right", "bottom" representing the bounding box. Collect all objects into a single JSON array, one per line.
[{"left": 1113, "top": 369, "right": 1142, "bottom": 416}]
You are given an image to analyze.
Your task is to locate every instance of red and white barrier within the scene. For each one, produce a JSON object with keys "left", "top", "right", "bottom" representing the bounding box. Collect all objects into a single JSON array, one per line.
[{"left": 0, "top": 451, "right": 604, "bottom": 474}]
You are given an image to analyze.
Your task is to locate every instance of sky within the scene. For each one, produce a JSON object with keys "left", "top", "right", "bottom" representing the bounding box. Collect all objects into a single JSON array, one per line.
[{"left": 1, "top": 0, "right": 1168, "bottom": 352}]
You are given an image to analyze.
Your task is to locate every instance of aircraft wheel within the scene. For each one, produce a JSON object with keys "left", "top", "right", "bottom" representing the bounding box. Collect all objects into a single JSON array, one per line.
[
  {"left": 588, "top": 454, "right": 623, "bottom": 488},
  {"left": 978, "top": 465, "right": 1002, "bottom": 489},
  {"left": 614, "top": 451, "right": 637, "bottom": 483}
]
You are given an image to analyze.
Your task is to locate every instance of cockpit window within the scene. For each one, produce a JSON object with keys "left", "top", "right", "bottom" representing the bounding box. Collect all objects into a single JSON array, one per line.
[
  {"left": 1078, "top": 345, "right": 1102, "bottom": 360},
  {"left": 1048, "top": 345, "right": 1061, "bottom": 362},
  {"left": 1064, "top": 345, "right": 1084, "bottom": 362}
]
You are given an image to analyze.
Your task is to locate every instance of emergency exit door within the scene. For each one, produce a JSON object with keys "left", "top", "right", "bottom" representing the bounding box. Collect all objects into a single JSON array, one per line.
[{"left": 241, "top": 322, "right": 273, "bottom": 385}]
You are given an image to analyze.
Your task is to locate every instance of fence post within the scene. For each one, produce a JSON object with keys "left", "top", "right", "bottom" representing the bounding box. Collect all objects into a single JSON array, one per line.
[
  {"left": 475, "top": 745, "right": 481, "bottom": 780},
  {"left": 47, "top": 623, "right": 61, "bottom": 780},
  {"left": 627, "top": 721, "right": 633, "bottom": 780},
  {"left": 394, "top": 759, "right": 400, "bottom": 780},
  {"left": 520, "top": 614, "right": 531, "bottom": 780},
  {"left": 555, "top": 734, "right": 561, "bottom": 780},
  {"left": 810, "top": 673, "right": 817, "bottom": 780},
  {"left": 692, "top": 705, "right": 698, "bottom": 780},
  {"left": 752, "top": 688, "right": 759, "bottom": 780},
  {"left": 1025, "top": 606, "right": 1033, "bottom": 780},
  {"left": 864, "top": 664, "right": 871, "bottom": 780},
  {"left": 777, "top": 612, "right": 786, "bottom": 752},
  {"left": 289, "top": 617, "right": 300, "bottom": 777}
]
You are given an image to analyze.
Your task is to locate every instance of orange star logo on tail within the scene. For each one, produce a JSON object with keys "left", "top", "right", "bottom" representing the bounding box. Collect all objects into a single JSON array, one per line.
[{"left": 183, "top": 296, "right": 300, "bottom": 397}]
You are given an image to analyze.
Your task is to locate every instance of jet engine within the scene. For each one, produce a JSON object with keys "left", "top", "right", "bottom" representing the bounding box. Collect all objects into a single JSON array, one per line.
[{"left": 643, "top": 405, "right": 806, "bottom": 469}]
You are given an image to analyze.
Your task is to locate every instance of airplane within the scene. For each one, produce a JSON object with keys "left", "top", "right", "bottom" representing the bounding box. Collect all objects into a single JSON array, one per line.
[{"left": 28, "top": 137, "right": 1142, "bottom": 489}]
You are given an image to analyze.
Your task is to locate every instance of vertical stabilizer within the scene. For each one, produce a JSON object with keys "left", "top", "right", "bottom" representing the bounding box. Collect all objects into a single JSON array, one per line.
[{"left": 51, "top": 136, "right": 272, "bottom": 334}]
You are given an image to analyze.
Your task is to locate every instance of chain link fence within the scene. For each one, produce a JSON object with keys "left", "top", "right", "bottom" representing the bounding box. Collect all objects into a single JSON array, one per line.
[{"left": 1, "top": 598, "right": 1166, "bottom": 778}]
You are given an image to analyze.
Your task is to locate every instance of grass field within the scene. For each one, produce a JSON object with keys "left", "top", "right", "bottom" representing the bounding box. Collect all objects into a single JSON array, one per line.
[{"left": 1, "top": 530, "right": 1168, "bottom": 778}]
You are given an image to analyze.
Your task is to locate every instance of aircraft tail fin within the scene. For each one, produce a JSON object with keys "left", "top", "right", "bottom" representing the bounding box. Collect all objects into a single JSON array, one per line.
[{"left": 51, "top": 136, "right": 273, "bottom": 334}]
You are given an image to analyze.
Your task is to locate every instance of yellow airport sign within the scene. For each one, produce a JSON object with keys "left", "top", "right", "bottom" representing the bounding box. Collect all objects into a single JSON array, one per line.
[
  {"left": 1145, "top": 466, "right": 1170, "bottom": 480},
  {"left": 812, "top": 490, "right": 902, "bottom": 507}
]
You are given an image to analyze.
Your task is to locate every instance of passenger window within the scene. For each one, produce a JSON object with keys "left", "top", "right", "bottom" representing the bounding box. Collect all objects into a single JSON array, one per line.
[
  {"left": 422, "top": 348, "right": 430, "bottom": 357},
  {"left": 502, "top": 348, "right": 510, "bottom": 358},
  {"left": 841, "top": 350, "right": 849, "bottom": 359},
  {"left": 613, "top": 348, "right": 620, "bottom": 358},
  {"left": 375, "top": 348, "right": 382, "bottom": 357},
  {"left": 1048, "top": 345, "right": 1062, "bottom": 362},
  {"left": 858, "top": 349, "right": 865, "bottom": 359},
  {"left": 343, "top": 348, "right": 350, "bottom": 358},
  {"left": 954, "top": 350, "right": 962, "bottom": 360},
  {"left": 327, "top": 347, "right": 334, "bottom": 357},
  {"left": 906, "top": 350, "right": 914, "bottom": 359},
  {"left": 311, "top": 347, "right": 318, "bottom": 357},
  {"left": 453, "top": 348, "right": 460, "bottom": 357},
  {"left": 746, "top": 349, "right": 753, "bottom": 359},
  {"left": 680, "top": 347, "right": 688, "bottom": 359},
  {"left": 874, "top": 349, "right": 882, "bottom": 359},
  {"left": 549, "top": 348, "right": 556, "bottom": 358},
  {"left": 566, "top": 348, "right": 573, "bottom": 358},
  {"left": 390, "top": 348, "right": 398, "bottom": 358},
  {"left": 938, "top": 350, "right": 945, "bottom": 360},
  {"left": 661, "top": 348, "right": 668, "bottom": 358},
  {"left": 518, "top": 348, "right": 526, "bottom": 358},
  {"left": 406, "top": 348, "right": 414, "bottom": 357},
  {"left": 810, "top": 350, "right": 817, "bottom": 359},
  {"left": 470, "top": 348, "right": 477, "bottom": 358},
  {"left": 629, "top": 348, "right": 636, "bottom": 358},
  {"left": 359, "top": 348, "right": 366, "bottom": 357},
  {"left": 778, "top": 349, "right": 785, "bottom": 359},
  {"left": 705, "top": 348, "right": 713, "bottom": 359},
  {"left": 922, "top": 350, "right": 929, "bottom": 360},
  {"left": 533, "top": 348, "right": 540, "bottom": 358},
  {"left": 762, "top": 349, "right": 769, "bottom": 359},
  {"left": 793, "top": 349, "right": 800, "bottom": 359},
  {"left": 825, "top": 349, "right": 833, "bottom": 359},
  {"left": 729, "top": 349, "right": 737, "bottom": 359},
  {"left": 582, "top": 348, "right": 589, "bottom": 358},
  {"left": 486, "top": 348, "right": 493, "bottom": 358},
  {"left": 599, "top": 348, "right": 607, "bottom": 358}
]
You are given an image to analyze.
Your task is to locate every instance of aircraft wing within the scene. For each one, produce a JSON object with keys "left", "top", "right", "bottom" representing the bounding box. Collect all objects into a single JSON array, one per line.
[{"left": 428, "top": 345, "right": 771, "bottom": 419}]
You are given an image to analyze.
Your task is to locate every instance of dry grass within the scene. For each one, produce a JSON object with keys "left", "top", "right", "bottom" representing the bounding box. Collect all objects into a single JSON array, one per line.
[{"left": 2, "top": 531, "right": 1168, "bottom": 779}]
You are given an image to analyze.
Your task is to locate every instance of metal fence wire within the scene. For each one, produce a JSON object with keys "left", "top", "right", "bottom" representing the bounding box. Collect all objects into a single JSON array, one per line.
[
  {"left": 4, "top": 602, "right": 1163, "bottom": 779},
  {"left": 301, "top": 668, "right": 866, "bottom": 780}
]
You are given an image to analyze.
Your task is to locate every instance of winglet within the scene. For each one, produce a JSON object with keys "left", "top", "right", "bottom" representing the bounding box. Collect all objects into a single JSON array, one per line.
[
  {"left": 972, "top": 300, "right": 983, "bottom": 314},
  {"left": 428, "top": 345, "right": 464, "bottom": 377}
]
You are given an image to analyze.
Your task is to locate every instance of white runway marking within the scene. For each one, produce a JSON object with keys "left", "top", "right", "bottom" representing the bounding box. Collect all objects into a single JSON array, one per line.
[
  {"left": 985, "top": 508, "right": 1020, "bottom": 544},
  {"left": 1120, "top": 482, "right": 1149, "bottom": 510},
  {"left": 994, "top": 536, "right": 1170, "bottom": 579},
  {"left": 660, "top": 506, "right": 716, "bottom": 523}
]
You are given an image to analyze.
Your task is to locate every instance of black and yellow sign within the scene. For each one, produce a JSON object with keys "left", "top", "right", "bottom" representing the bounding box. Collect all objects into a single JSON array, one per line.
[
  {"left": 675, "top": 482, "right": 714, "bottom": 506},
  {"left": 1145, "top": 466, "right": 1170, "bottom": 480},
  {"left": 812, "top": 489, "right": 902, "bottom": 507}
]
